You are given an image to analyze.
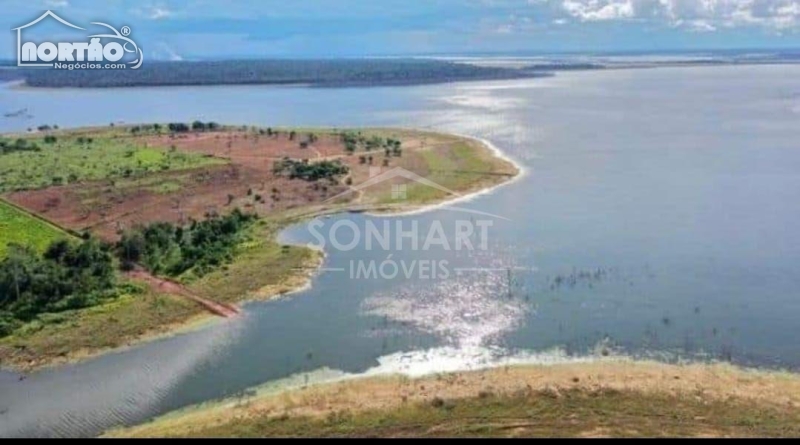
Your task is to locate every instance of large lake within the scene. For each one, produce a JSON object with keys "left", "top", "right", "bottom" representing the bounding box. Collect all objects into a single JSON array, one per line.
[{"left": 1, "top": 65, "right": 800, "bottom": 437}]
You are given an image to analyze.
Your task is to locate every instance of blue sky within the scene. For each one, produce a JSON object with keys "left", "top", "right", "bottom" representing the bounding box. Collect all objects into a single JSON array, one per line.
[{"left": 4, "top": 0, "right": 800, "bottom": 60}]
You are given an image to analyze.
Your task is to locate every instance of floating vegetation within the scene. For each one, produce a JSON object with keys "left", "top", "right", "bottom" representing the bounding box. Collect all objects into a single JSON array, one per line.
[{"left": 546, "top": 267, "right": 616, "bottom": 291}]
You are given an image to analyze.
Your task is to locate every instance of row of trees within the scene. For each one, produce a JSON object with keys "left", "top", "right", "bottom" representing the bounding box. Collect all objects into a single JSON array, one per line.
[
  {"left": 0, "top": 209, "right": 258, "bottom": 336},
  {"left": 0, "top": 238, "right": 117, "bottom": 336},
  {"left": 272, "top": 158, "right": 349, "bottom": 182},
  {"left": 19, "top": 59, "right": 541, "bottom": 88},
  {"left": 129, "top": 122, "right": 222, "bottom": 135},
  {"left": 340, "top": 132, "right": 403, "bottom": 155},
  {"left": 117, "top": 208, "right": 256, "bottom": 277},
  {"left": 0, "top": 138, "right": 41, "bottom": 155}
]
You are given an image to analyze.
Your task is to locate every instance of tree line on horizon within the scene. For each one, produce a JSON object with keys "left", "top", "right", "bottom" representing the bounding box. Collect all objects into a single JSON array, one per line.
[{"left": 14, "top": 59, "right": 543, "bottom": 88}]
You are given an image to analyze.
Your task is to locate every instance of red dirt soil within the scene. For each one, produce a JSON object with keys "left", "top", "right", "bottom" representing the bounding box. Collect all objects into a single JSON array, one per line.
[
  {"left": 126, "top": 269, "right": 240, "bottom": 318},
  {"left": 4, "top": 131, "right": 354, "bottom": 241},
  {"left": 142, "top": 131, "right": 347, "bottom": 161}
]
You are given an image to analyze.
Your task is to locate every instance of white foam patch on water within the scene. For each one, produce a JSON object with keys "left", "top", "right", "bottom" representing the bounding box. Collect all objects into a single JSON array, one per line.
[
  {"left": 362, "top": 345, "right": 602, "bottom": 378},
  {"left": 193, "top": 345, "right": 621, "bottom": 410}
]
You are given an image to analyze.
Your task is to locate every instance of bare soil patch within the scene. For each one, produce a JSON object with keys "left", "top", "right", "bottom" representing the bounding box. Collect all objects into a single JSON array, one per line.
[{"left": 4, "top": 131, "right": 358, "bottom": 241}]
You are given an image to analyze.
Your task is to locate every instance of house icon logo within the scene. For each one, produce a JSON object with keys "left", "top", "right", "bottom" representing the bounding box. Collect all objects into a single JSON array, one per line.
[{"left": 13, "top": 10, "right": 143, "bottom": 69}]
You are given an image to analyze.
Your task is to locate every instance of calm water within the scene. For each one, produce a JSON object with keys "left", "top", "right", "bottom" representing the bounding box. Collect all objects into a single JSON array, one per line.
[{"left": 1, "top": 65, "right": 800, "bottom": 437}]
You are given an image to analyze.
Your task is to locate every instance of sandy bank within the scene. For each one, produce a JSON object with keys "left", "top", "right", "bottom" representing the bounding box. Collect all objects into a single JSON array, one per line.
[{"left": 109, "top": 359, "right": 800, "bottom": 437}]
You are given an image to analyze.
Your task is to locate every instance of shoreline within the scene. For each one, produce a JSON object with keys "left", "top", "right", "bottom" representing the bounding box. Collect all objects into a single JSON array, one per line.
[
  {"left": 0, "top": 128, "right": 523, "bottom": 373},
  {"left": 363, "top": 132, "right": 525, "bottom": 218},
  {"left": 108, "top": 358, "right": 800, "bottom": 437}
]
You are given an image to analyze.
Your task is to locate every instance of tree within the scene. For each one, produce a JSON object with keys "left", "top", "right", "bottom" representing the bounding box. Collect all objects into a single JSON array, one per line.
[
  {"left": 168, "top": 123, "right": 190, "bottom": 133},
  {"left": 0, "top": 238, "right": 117, "bottom": 327},
  {"left": 118, "top": 231, "right": 146, "bottom": 265}
]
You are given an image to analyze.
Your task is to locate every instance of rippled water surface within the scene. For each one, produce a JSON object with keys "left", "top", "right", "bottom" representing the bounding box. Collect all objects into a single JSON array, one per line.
[{"left": 1, "top": 65, "right": 800, "bottom": 437}]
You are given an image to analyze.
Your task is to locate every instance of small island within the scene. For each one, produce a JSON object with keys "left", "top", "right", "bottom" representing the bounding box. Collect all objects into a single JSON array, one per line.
[{"left": 0, "top": 123, "right": 519, "bottom": 371}]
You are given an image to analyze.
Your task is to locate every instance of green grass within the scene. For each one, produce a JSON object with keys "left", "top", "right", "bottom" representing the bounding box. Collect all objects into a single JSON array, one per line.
[
  {"left": 148, "top": 181, "right": 184, "bottom": 195},
  {"left": 0, "top": 289, "right": 205, "bottom": 371},
  {"left": 111, "top": 172, "right": 194, "bottom": 196},
  {"left": 0, "top": 135, "right": 225, "bottom": 192},
  {"left": 129, "top": 389, "right": 800, "bottom": 438},
  {"left": 0, "top": 199, "right": 71, "bottom": 258},
  {"left": 377, "top": 141, "right": 513, "bottom": 205},
  {"left": 188, "top": 219, "right": 321, "bottom": 304}
]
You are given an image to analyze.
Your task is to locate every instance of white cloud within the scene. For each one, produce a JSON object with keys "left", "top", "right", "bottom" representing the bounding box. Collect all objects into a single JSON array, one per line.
[
  {"left": 677, "top": 19, "right": 718, "bottom": 32},
  {"left": 559, "top": 0, "right": 800, "bottom": 30},
  {"left": 44, "top": 0, "right": 69, "bottom": 7},
  {"left": 148, "top": 7, "right": 173, "bottom": 20},
  {"left": 131, "top": 3, "right": 175, "bottom": 20},
  {"left": 153, "top": 42, "right": 184, "bottom": 61},
  {"left": 562, "top": 0, "right": 636, "bottom": 21},
  {"left": 487, "top": 13, "right": 539, "bottom": 34}
]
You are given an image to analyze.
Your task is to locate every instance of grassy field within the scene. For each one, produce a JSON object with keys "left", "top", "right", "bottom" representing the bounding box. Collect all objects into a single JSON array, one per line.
[
  {"left": 371, "top": 135, "right": 518, "bottom": 206},
  {"left": 0, "top": 287, "right": 206, "bottom": 371},
  {"left": 0, "top": 133, "right": 225, "bottom": 192},
  {"left": 123, "top": 389, "right": 800, "bottom": 438},
  {"left": 0, "top": 199, "right": 71, "bottom": 258},
  {"left": 110, "top": 361, "right": 800, "bottom": 438},
  {"left": 187, "top": 219, "right": 323, "bottom": 304}
]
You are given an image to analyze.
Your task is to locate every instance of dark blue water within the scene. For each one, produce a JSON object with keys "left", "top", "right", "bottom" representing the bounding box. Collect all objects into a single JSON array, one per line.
[{"left": 1, "top": 64, "right": 800, "bottom": 437}]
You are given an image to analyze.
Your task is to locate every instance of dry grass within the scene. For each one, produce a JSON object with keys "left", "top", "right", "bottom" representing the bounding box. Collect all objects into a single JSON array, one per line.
[
  {"left": 187, "top": 219, "right": 323, "bottom": 305},
  {"left": 109, "top": 361, "right": 800, "bottom": 438}
]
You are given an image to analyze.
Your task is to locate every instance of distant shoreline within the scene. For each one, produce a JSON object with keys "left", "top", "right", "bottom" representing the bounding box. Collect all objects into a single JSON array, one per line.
[
  {"left": 4, "top": 55, "right": 800, "bottom": 90},
  {"left": 8, "top": 59, "right": 549, "bottom": 89}
]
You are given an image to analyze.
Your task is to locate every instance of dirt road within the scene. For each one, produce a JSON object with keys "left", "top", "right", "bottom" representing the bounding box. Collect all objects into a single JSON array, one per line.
[{"left": 126, "top": 270, "right": 240, "bottom": 318}]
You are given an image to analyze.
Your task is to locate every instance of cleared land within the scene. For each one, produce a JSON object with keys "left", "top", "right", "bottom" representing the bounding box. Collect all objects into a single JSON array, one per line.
[
  {"left": 0, "top": 130, "right": 224, "bottom": 193},
  {"left": 0, "top": 125, "right": 518, "bottom": 371},
  {"left": 109, "top": 361, "right": 800, "bottom": 438},
  {"left": 0, "top": 199, "right": 71, "bottom": 258},
  {"left": 4, "top": 128, "right": 516, "bottom": 241}
]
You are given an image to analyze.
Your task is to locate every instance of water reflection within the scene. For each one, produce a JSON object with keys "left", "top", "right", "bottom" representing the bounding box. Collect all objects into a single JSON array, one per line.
[
  {"left": 1, "top": 65, "right": 800, "bottom": 437},
  {"left": 1, "top": 320, "right": 244, "bottom": 437}
]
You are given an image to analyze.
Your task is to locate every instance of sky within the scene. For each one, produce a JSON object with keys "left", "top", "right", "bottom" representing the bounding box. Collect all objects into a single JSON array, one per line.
[{"left": 3, "top": 0, "right": 800, "bottom": 60}]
